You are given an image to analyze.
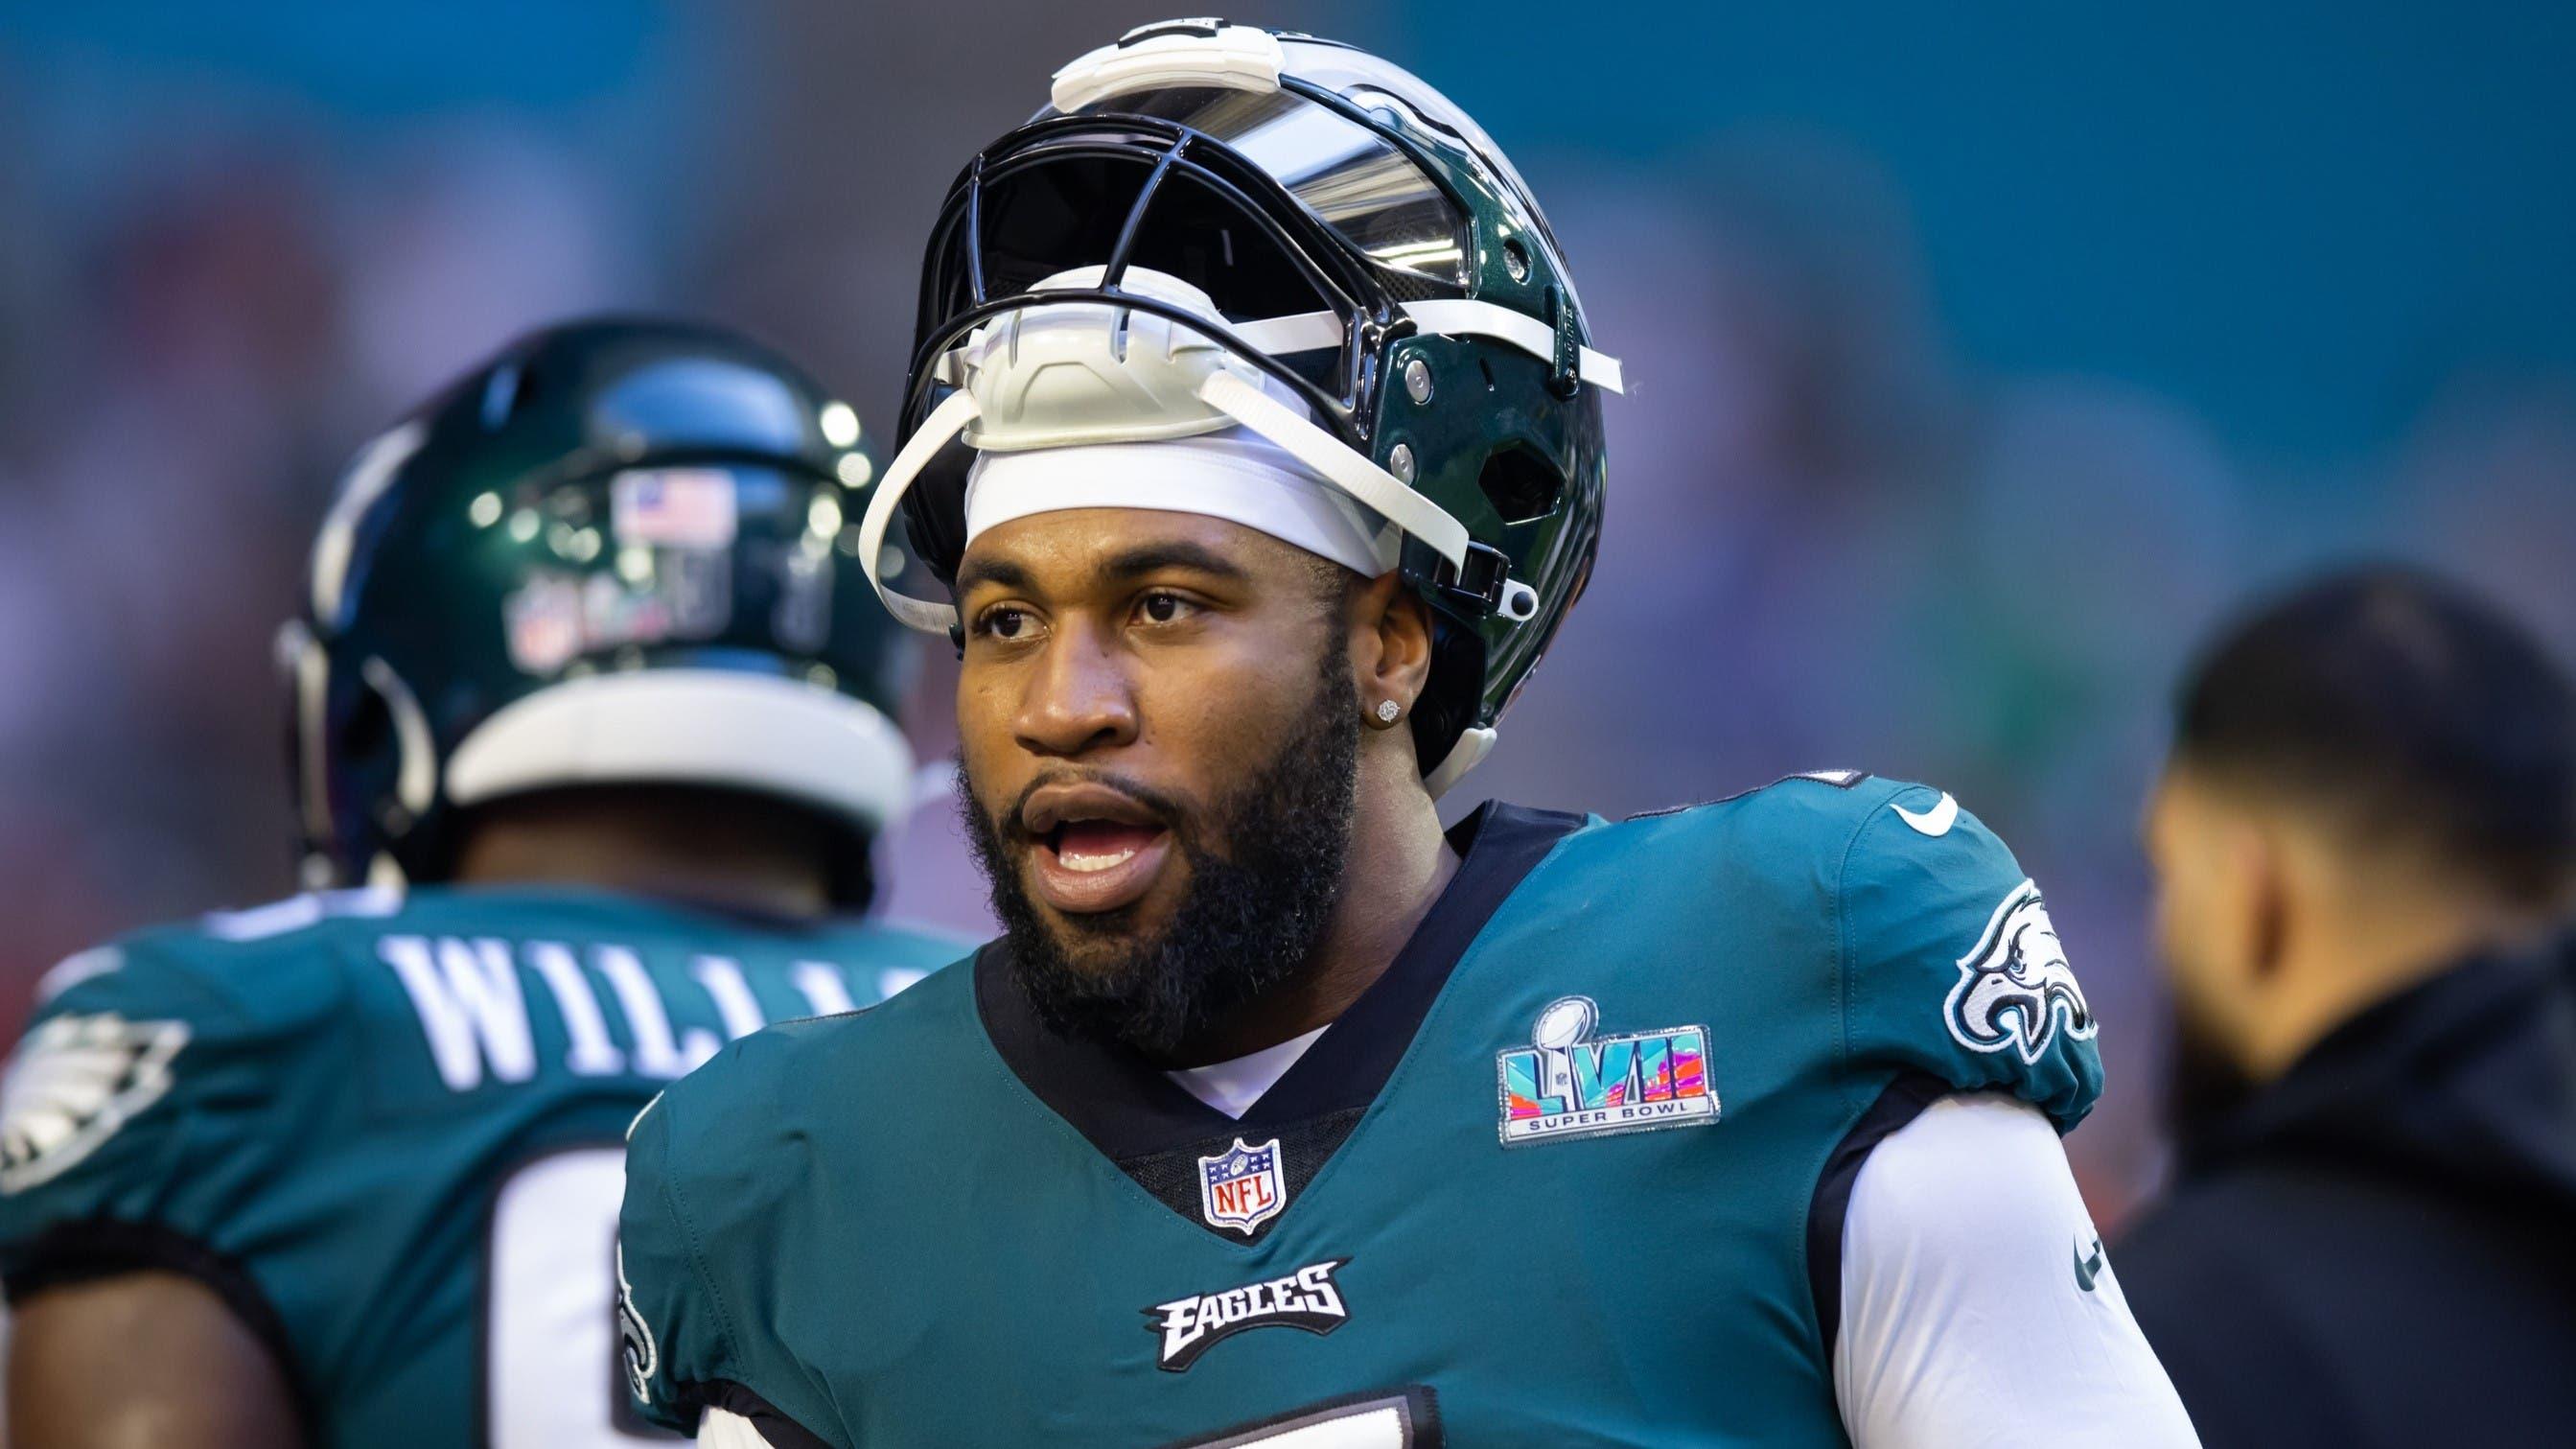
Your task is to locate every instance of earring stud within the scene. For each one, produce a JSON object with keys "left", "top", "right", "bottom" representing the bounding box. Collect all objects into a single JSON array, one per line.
[{"left": 1376, "top": 700, "right": 1402, "bottom": 724}]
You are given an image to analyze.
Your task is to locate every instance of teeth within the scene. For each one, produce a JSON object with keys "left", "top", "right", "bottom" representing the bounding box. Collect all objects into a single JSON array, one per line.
[{"left": 1059, "top": 847, "right": 1139, "bottom": 874}]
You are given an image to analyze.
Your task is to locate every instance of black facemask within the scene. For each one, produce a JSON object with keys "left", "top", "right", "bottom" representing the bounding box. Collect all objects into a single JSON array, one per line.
[{"left": 961, "top": 641, "right": 1360, "bottom": 1060}]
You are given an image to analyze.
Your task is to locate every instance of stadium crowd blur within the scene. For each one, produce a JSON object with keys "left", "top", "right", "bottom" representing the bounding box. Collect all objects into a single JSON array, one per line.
[{"left": 1, "top": 0, "right": 2569, "bottom": 1227}]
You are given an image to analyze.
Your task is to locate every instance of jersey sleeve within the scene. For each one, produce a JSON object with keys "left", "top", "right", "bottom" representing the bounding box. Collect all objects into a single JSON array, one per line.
[
  {"left": 617, "top": 1034, "right": 846, "bottom": 1446},
  {"left": 616, "top": 1089, "right": 729, "bottom": 1435},
  {"left": 0, "top": 935, "right": 315, "bottom": 1327},
  {"left": 1837, "top": 783, "right": 2103, "bottom": 1130}
]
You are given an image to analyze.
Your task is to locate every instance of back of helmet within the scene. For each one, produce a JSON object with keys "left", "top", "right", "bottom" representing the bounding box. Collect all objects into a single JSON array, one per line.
[{"left": 282, "top": 318, "right": 916, "bottom": 898}]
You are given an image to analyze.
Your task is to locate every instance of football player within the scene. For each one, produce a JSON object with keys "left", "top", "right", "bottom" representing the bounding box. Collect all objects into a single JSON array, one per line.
[
  {"left": 618, "top": 22, "right": 2199, "bottom": 1447},
  {"left": 0, "top": 320, "right": 963, "bottom": 1446}
]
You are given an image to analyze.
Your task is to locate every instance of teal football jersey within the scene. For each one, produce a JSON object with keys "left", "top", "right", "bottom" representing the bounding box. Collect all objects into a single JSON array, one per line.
[
  {"left": 0, "top": 884, "right": 964, "bottom": 1448},
  {"left": 618, "top": 777, "right": 2103, "bottom": 1447}
]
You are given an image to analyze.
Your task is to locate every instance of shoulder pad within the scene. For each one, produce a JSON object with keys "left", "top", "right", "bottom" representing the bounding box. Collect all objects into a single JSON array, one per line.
[
  {"left": 190, "top": 887, "right": 406, "bottom": 947},
  {"left": 0, "top": 925, "right": 329, "bottom": 1233},
  {"left": 1833, "top": 783, "right": 2101, "bottom": 1130},
  {"left": 1603, "top": 775, "right": 2101, "bottom": 1130}
]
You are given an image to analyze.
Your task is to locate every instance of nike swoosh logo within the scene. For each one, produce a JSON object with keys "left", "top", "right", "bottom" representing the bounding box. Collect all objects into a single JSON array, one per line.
[
  {"left": 2074, "top": 1234, "right": 2105, "bottom": 1293},
  {"left": 1894, "top": 792, "right": 1959, "bottom": 837}
]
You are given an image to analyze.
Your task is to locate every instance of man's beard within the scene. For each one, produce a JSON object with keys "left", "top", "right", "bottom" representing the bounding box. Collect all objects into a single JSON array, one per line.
[
  {"left": 960, "top": 646, "right": 1361, "bottom": 1059},
  {"left": 2162, "top": 987, "right": 2259, "bottom": 1150}
]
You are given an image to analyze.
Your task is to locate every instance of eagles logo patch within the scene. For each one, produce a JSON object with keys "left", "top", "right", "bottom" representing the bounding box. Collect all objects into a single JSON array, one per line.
[
  {"left": 1945, "top": 879, "right": 2095, "bottom": 1063},
  {"left": 0, "top": 1013, "right": 190, "bottom": 1194},
  {"left": 615, "top": 1244, "right": 659, "bottom": 1405}
]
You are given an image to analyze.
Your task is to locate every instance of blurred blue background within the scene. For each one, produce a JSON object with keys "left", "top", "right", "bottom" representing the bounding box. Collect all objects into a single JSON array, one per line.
[{"left": 2, "top": 0, "right": 2570, "bottom": 1222}]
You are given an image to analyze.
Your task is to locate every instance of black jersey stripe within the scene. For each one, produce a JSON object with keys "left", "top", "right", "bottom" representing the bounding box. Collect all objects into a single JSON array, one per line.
[{"left": 1805, "top": 1070, "right": 1949, "bottom": 1360}]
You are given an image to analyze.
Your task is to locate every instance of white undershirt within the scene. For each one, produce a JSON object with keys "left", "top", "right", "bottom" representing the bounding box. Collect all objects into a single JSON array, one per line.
[
  {"left": 696, "top": 1411, "right": 771, "bottom": 1449},
  {"left": 699, "top": 1090, "right": 2199, "bottom": 1447},
  {"left": 1837, "top": 1094, "right": 2201, "bottom": 1448},
  {"left": 1162, "top": 1025, "right": 1331, "bottom": 1118}
]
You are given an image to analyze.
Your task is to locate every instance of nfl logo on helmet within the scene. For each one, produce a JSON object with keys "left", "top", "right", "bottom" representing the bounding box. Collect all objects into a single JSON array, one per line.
[{"left": 1196, "top": 1137, "right": 1287, "bottom": 1234}]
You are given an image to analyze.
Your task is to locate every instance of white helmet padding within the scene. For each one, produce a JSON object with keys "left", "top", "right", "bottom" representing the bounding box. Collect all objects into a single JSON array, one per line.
[
  {"left": 957, "top": 266, "right": 1270, "bottom": 451},
  {"left": 445, "top": 668, "right": 915, "bottom": 836}
]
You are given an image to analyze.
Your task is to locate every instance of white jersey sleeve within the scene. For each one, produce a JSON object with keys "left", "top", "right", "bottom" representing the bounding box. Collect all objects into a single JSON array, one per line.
[{"left": 1834, "top": 1093, "right": 2201, "bottom": 1449}]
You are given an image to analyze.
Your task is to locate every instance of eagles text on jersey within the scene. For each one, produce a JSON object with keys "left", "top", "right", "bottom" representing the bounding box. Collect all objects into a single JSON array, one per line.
[
  {"left": 617, "top": 777, "right": 2105, "bottom": 1446},
  {"left": 0, "top": 885, "right": 962, "bottom": 1447}
]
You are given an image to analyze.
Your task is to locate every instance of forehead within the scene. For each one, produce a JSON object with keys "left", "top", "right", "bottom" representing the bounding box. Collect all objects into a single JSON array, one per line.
[
  {"left": 955, "top": 507, "right": 1316, "bottom": 593},
  {"left": 2144, "top": 764, "right": 2223, "bottom": 841}
]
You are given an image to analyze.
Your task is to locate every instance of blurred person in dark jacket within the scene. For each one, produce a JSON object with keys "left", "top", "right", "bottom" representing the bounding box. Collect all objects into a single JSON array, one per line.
[{"left": 2120, "top": 564, "right": 2576, "bottom": 1447}]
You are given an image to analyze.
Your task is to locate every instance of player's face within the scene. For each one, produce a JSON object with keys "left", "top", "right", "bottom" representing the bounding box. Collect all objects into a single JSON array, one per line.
[
  {"left": 2145, "top": 768, "right": 2265, "bottom": 1127},
  {"left": 952, "top": 507, "right": 1363, "bottom": 1052}
]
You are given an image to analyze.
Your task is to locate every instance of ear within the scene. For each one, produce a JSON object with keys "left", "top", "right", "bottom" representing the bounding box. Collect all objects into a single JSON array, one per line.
[
  {"left": 2163, "top": 768, "right": 2281, "bottom": 989},
  {"left": 1348, "top": 570, "right": 1434, "bottom": 715},
  {"left": 2240, "top": 819, "right": 2292, "bottom": 982}
]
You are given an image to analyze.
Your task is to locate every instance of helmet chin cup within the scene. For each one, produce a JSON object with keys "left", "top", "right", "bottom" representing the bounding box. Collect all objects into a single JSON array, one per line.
[
  {"left": 1422, "top": 725, "right": 1497, "bottom": 800},
  {"left": 960, "top": 267, "right": 1269, "bottom": 451}
]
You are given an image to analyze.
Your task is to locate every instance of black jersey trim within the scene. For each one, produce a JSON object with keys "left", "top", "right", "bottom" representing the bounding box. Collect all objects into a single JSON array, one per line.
[
  {"left": 1805, "top": 1071, "right": 1948, "bottom": 1359},
  {"left": 1246, "top": 803, "right": 1585, "bottom": 1126},
  {"left": 3, "top": 1216, "right": 315, "bottom": 1437},
  {"left": 1156, "top": 1384, "right": 1443, "bottom": 1448},
  {"left": 679, "top": 1379, "right": 836, "bottom": 1448},
  {"left": 1115, "top": 1105, "right": 1367, "bottom": 1246},
  {"left": 976, "top": 802, "right": 1584, "bottom": 1195}
]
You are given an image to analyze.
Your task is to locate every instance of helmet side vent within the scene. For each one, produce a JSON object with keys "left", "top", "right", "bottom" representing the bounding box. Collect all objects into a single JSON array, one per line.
[{"left": 1477, "top": 444, "right": 1564, "bottom": 526}]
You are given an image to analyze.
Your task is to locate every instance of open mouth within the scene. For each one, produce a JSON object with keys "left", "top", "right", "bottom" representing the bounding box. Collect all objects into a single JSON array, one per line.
[{"left": 1022, "top": 783, "right": 1177, "bottom": 915}]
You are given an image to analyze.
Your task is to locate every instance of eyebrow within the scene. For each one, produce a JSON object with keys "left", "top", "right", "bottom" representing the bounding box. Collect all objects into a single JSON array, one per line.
[
  {"left": 1096, "top": 541, "right": 1252, "bottom": 586},
  {"left": 955, "top": 540, "right": 1253, "bottom": 598},
  {"left": 953, "top": 555, "right": 1034, "bottom": 597}
]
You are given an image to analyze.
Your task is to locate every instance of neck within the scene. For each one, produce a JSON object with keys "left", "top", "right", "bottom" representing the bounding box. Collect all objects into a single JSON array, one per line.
[
  {"left": 2248, "top": 896, "right": 2543, "bottom": 1081},
  {"left": 1164, "top": 772, "right": 1458, "bottom": 1067},
  {"left": 449, "top": 789, "right": 840, "bottom": 922}
]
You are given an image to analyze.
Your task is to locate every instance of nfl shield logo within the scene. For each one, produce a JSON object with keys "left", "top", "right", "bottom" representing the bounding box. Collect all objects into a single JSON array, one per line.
[{"left": 1196, "top": 1137, "right": 1287, "bottom": 1235}]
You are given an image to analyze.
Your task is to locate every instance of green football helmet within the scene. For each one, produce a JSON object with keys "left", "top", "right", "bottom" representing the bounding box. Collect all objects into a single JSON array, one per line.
[
  {"left": 856, "top": 19, "right": 1620, "bottom": 794},
  {"left": 281, "top": 319, "right": 917, "bottom": 895}
]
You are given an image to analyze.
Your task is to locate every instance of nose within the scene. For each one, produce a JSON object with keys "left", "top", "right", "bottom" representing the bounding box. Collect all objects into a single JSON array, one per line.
[{"left": 1011, "top": 620, "right": 1140, "bottom": 760}]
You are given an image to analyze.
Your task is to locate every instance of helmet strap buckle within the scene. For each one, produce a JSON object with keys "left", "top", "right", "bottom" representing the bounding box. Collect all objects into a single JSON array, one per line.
[
  {"left": 1439, "top": 542, "right": 1514, "bottom": 617},
  {"left": 1544, "top": 285, "right": 1583, "bottom": 400}
]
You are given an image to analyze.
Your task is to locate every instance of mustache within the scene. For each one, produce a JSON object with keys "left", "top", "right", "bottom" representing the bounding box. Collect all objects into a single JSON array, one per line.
[{"left": 987, "top": 767, "right": 1196, "bottom": 846}]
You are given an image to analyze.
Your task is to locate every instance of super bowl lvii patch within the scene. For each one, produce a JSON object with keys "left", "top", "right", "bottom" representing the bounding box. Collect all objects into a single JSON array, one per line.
[{"left": 1497, "top": 996, "right": 1718, "bottom": 1146}]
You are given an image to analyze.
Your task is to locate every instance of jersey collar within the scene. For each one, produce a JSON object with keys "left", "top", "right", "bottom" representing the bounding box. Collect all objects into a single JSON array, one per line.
[{"left": 973, "top": 801, "right": 1586, "bottom": 1162}]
